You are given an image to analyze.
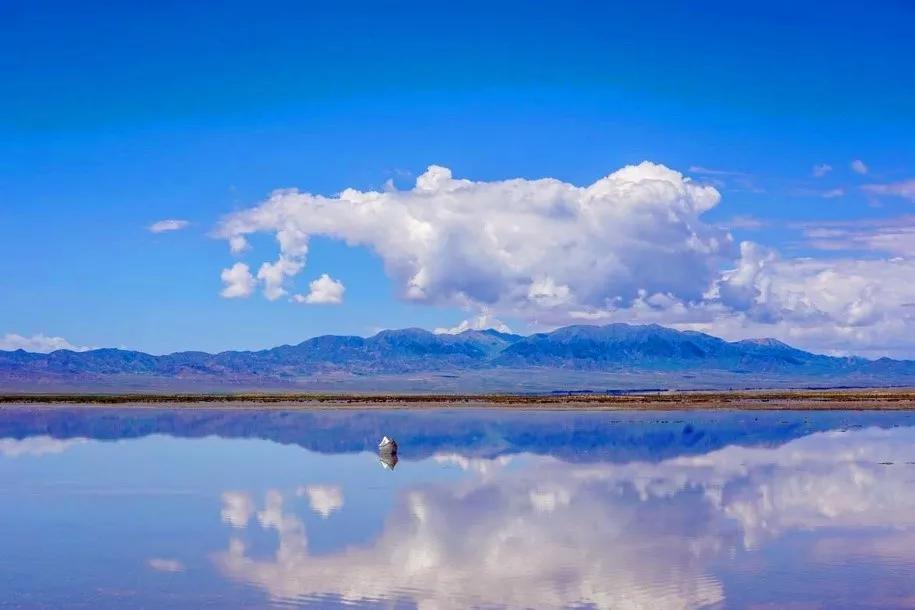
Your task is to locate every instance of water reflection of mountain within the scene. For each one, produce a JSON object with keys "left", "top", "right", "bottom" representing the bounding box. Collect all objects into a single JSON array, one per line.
[{"left": 2, "top": 407, "right": 915, "bottom": 463}]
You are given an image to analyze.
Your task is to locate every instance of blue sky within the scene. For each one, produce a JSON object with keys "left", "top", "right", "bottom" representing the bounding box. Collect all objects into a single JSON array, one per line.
[{"left": 2, "top": 1, "right": 915, "bottom": 356}]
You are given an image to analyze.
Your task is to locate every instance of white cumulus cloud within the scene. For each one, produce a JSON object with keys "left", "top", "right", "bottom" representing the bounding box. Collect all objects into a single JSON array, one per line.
[
  {"left": 149, "top": 219, "right": 189, "bottom": 233},
  {"left": 217, "top": 161, "right": 728, "bottom": 313},
  {"left": 701, "top": 243, "right": 915, "bottom": 357},
  {"left": 220, "top": 263, "right": 256, "bottom": 299},
  {"left": 257, "top": 256, "right": 303, "bottom": 301},
  {"left": 292, "top": 274, "right": 345, "bottom": 305},
  {"left": 214, "top": 162, "right": 915, "bottom": 356},
  {"left": 0, "top": 333, "right": 89, "bottom": 353}
]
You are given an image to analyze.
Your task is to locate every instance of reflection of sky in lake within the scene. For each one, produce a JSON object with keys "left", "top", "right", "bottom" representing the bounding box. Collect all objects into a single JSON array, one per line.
[{"left": 2, "top": 408, "right": 915, "bottom": 608}]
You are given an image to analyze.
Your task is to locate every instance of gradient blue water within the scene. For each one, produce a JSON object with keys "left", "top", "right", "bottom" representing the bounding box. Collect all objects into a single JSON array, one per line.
[{"left": 2, "top": 406, "right": 915, "bottom": 609}]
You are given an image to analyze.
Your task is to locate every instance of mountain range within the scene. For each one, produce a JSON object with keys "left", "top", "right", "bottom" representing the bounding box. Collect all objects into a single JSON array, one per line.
[{"left": 3, "top": 323, "right": 915, "bottom": 392}]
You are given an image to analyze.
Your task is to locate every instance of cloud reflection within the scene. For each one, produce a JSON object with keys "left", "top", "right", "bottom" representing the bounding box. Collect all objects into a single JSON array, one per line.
[
  {"left": 221, "top": 491, "right": 255, "bottom": 529},
  {"left": 0, "top": 436, "right": 86, "bottom": 457},
  {"left": 147, "top": 558, "right": 185, "bottom": 573},
  {"left": 297, "top": 485, "right": 344, "bottom": 518},
  {"left": 214, "top": 427, "right": 915, "bottom": 609}
]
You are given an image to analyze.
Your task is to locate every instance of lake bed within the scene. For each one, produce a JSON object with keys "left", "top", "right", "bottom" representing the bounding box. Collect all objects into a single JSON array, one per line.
[{"left": 2, "top": 405, "right": 915, "bottom": 608}]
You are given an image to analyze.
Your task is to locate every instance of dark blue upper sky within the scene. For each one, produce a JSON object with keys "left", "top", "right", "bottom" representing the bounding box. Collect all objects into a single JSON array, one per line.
[{"left": 2, "top": 0, "right": 915, "bottom": 355}]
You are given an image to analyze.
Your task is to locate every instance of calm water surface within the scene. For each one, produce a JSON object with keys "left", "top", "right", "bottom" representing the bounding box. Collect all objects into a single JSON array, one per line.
[{"left": 2, "top": 406, "right": 915, "bottom": 609}]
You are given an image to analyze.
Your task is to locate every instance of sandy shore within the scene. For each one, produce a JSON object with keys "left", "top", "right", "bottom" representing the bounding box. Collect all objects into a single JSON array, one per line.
[{"left": 3, "top": 389, "right": 915, "bottom": 410}]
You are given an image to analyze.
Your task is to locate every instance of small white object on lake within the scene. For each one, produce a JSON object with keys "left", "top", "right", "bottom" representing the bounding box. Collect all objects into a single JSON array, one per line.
[{"left": 379, "top": 436, "right": 398, "bottom": 454}]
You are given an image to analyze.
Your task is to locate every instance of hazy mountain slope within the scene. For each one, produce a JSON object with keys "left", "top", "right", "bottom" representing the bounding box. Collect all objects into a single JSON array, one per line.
[
  {"left": 493, "top": 324, "right": 846, "bottom": 372},
  {"left": 2, "top": 324, "right": 914, "bottom": 391}
]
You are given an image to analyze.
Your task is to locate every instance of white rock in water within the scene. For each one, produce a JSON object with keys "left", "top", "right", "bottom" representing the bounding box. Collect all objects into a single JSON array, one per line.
[
  {"left": 379, "top": 436, "right": 398, "bottom": 454},
  {"left": 379, "top": 453, "right": 399, "bottom": 470}
]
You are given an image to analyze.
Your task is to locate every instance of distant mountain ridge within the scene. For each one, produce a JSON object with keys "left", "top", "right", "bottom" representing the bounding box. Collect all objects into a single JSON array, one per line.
[{"left": 2, "top": 323, "right": 914, "bottom": 392}]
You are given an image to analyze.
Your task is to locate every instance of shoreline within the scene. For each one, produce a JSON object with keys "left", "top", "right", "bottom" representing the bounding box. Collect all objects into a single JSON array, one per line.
[{"left": 4, "top": 388, "right": 915, "bottom": 410}]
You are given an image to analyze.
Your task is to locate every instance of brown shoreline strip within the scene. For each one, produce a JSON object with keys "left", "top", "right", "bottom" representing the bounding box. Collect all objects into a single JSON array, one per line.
[{"left": 2, "top": 389, "right": 915, "bottom": 410}]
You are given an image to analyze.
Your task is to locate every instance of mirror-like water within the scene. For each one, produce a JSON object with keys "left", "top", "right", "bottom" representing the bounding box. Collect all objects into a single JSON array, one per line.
[{"left": 2, "top": 406, "right": 915, "bottom": 609}]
